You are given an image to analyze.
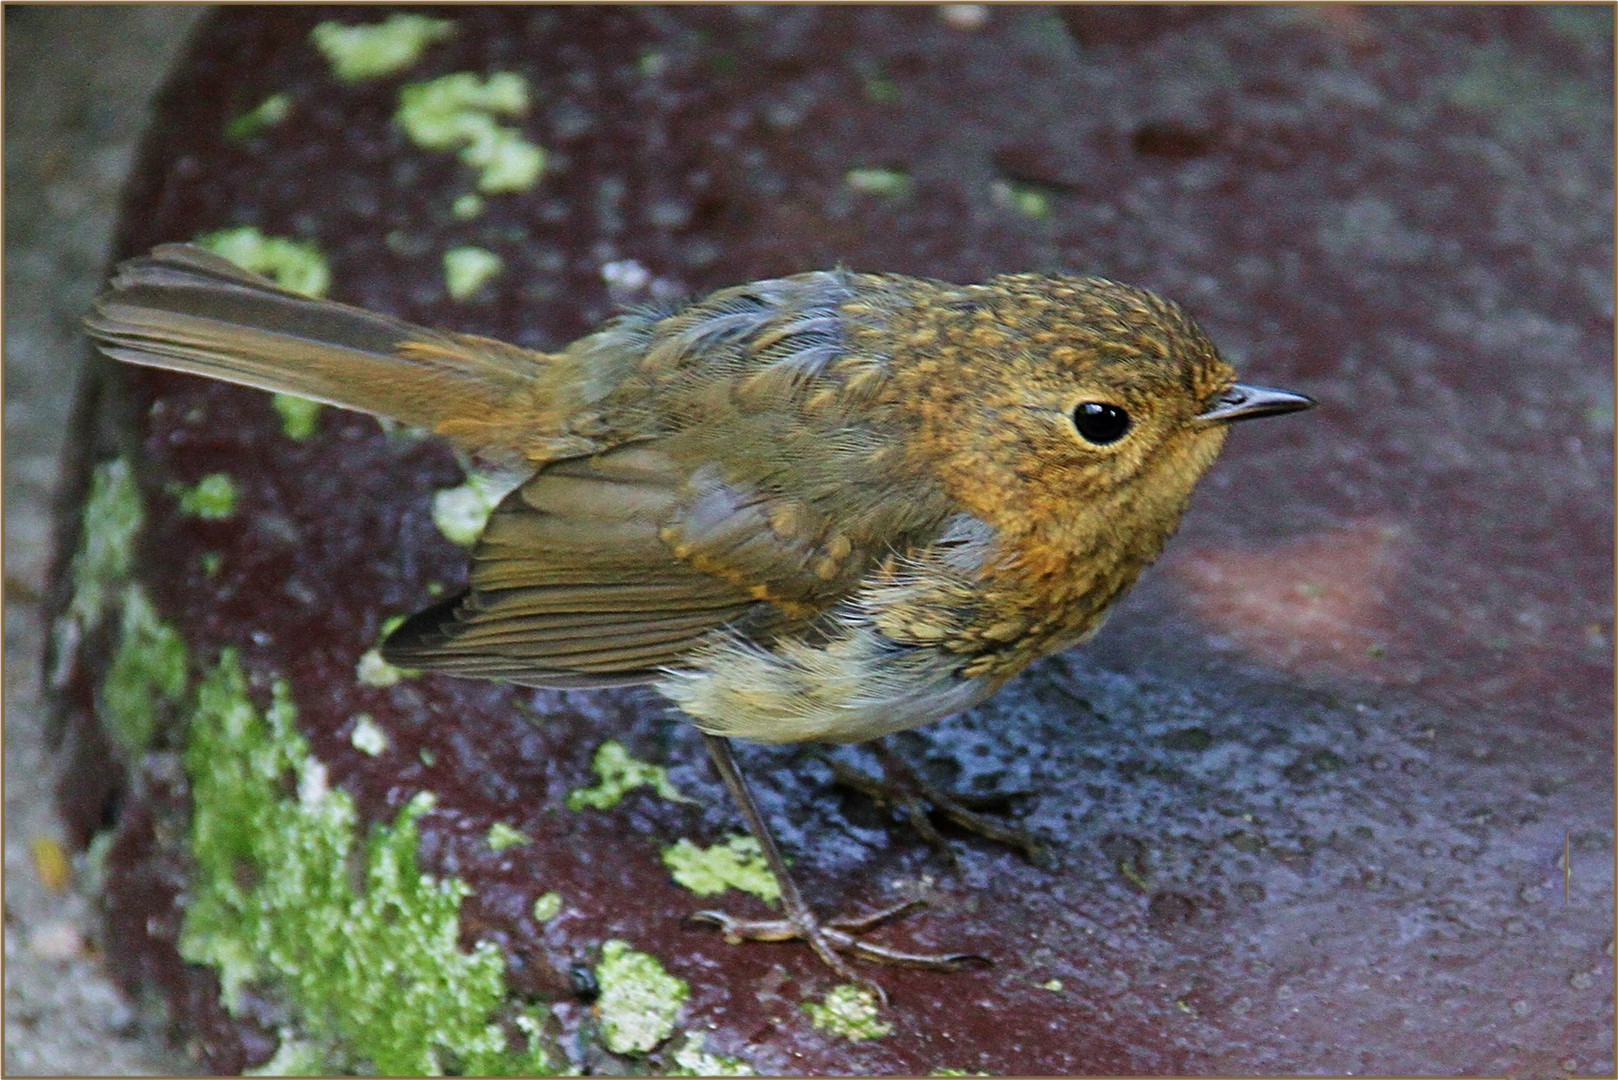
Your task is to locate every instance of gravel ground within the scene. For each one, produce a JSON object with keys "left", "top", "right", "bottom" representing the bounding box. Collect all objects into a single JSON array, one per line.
[{"left": 4, "top": 6, "right": 202, "bottom": 1073}]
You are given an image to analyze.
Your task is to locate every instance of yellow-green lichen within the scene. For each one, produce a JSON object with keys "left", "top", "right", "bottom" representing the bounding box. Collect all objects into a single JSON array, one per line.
[
  {"left": 802, "top": 984, "right": 891, "bottom": 1041},
  {"left": 991, "top": 179, "right": 1050, "bottom": 218},
  {"left": 311, "top": 14, "right": 456, "bottom": 83},
  {"left": 452, "top": 193, "right": 487, "bottom": 220},
  {"left": 349, "top": 714, "right": 389, "bottom": 757},
  {"left": 356, "top": 614, "right": 418, "bottom": 688},
  {"left": 594, "top": 940, "right": 688, "bottom": 1055},
  {"left": 532, "top": 892, "right": 563, "bottom": 923},
  {"left": 103, "top": 585, "right": 189, "bottom": 755},
  {"left": 845, "top": 166, "right": 911, "bottom": 198},
  {"left": 174, "top": 473, "right": 239, "bottom": 521},
  {"left": 567, "top": 740, "right": 692, "bottom": 811},
  {"left": 668, "top": 1032, "right": 756, "bottom": 1076},
  {"left": 444, "top": 246, "right": 504, "bottom": 301},
  {"left": 661, "top": 834, "right": 781, "bottom": 903},
  {"left": 180, "top": 650, "right": 553, "bottom": 1074},
  {"left": 431, "top": 470, "right": 519, "bottom": 547},
  {"left": 396, "top": 72, "right": 546, "bottom": 194},
  {"left": 197, "top": 227, "right": 330, "bottom": 298},
  {"left": 30, "top": 835, "right": 71, "bottom": 892},
  {"left": 226, "top": 92, "right": 292, "bottom": 140},
  {"left": 354, "top": 649, "right": 407, "bottom": 688},
  {"left": 272, "top": 393, "right": 323, "bottom": 440},
  {"left": 487, "top": 822, "right": 531, "bottom": 851}
]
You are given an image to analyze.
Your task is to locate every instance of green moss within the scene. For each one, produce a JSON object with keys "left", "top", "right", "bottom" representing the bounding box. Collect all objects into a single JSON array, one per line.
[
  {"left": 311, "top": 14, "right": 456, "bottom": 83},
  {"left": 594, "top": 940, "right": 688, "bottom": 1054},
  {"left": 396, "top": 73, "right": 546, "bottom": 194},
  {"left": 103, "top": 585, "right": 189, "bottom": 755},
  {"left": 246, "top": 1037, "right": 328, "bottom": 1077},
  {"left": 487, "top": 822, "right": 531, "bottom": 851},
  {"left": 174, "top": 473, "right": 239, "bottom": 521},
  {"left": 566, "top": 740, "right": 692, "bottom": 811},
  {"left": 226, "top": 92, "right": 292, "bottom": 140},
  {"left": 531, "top": 892, "right": 563, "bottom": 923},
  {"left": 668, "top": 1032, "right": 756, "bottom": 1076},
  {"left": 431, "top": 471, "right": 517, "bottom": 547},
  {"left": 661, "top": 834, "right": 780, "bottom": 903},
  {"left": 444, "top": 246, "right": 504, "bottom": 301},
  {"left": 271, "top": 393, "right": 323, "bottom": 440},
  {"left": 53, "top": 458, "right": 147, "bottom": 690},
  {"left": 66, "top": 458, "right": 144, "bottom": 630},
  {"left": 801, "top": 984, "right": 891, "bottom": 1041},
  {"left": 197, "top": 227, "right": 331, "bottom": 298},
  {"left": 180, "top": 650, "right": 555, "bottom": 1074}
]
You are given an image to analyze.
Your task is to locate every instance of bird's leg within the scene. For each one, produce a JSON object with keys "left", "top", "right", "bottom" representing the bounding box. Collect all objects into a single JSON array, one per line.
[
  {"left": 826, "top": 739, "right": 1052, "bottom": 868},
  {"left": 690, "top": 734, "right": 987, "bottom": 999}
]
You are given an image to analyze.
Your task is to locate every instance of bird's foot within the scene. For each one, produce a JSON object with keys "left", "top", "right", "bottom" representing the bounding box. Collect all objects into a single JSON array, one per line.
[
  {"left": 826, "top": 746, "right": 1052, "bottom": 868},
  {"left": 691, "top": 898, "right": 988, "bottom": 1004}
]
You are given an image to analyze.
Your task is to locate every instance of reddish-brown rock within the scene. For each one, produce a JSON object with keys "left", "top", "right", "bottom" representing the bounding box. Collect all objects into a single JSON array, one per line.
[{"left": 48, "top": 6, "right": 1612, "bottom": 1074}]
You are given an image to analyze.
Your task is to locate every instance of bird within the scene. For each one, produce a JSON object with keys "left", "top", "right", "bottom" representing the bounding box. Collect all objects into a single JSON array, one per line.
[{"left": 86, "top": 243, "right": 1312, "bottom": 995}]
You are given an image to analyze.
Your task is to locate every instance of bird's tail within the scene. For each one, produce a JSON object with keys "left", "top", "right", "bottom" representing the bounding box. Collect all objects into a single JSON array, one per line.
[{"left": 85, "top": 244, "right": 566, "bottom": 456}]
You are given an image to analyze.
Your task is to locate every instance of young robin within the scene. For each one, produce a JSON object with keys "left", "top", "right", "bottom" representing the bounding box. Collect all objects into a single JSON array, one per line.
[{"left": 87, "top": 244, "right": 1312, "bottom": 996}]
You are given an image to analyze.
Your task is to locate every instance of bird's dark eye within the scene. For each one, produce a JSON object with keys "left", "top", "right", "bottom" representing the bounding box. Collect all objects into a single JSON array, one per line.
[{"left": 1072, "top": 401, "right": 1131, "bottom": 444}]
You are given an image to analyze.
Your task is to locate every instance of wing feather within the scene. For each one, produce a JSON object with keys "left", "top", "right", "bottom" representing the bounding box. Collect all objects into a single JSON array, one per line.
[{"left": 384, "top": 444, "right": 765, "bottom": 684}]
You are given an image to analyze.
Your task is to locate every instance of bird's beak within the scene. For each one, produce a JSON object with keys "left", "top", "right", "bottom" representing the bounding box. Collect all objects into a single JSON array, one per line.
[{"left": 1196, "top": 383, "right": 1315, "bottom": 424}]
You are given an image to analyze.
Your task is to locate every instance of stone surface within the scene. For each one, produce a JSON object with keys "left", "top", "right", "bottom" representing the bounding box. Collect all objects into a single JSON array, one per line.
[{"left": 43, "top": 5, "right": 1614, "bottom": 1075}]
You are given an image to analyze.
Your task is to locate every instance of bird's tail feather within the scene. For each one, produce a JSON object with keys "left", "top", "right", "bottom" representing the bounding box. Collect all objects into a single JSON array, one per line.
[{"left": 85, "top": 244, "right": 558, "bottom": 449}]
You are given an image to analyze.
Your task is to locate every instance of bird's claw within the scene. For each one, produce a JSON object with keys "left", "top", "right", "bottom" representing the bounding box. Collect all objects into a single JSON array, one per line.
[
  {"left": 826, "top": 751, "right": 1054, "bottom": 868},
  {"left": 690, "top": 896, "right": 990, "bottom": 1001}
]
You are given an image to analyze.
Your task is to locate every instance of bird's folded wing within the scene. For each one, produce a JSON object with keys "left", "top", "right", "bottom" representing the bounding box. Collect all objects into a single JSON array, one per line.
[{"left": 383, "top": 442, "right": 802, "bottom": 686}]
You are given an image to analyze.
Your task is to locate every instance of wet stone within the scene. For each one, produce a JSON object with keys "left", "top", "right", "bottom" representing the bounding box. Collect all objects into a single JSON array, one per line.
[{"left": 45, "top": 6, "right": 1613, "bottom": 1075}]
